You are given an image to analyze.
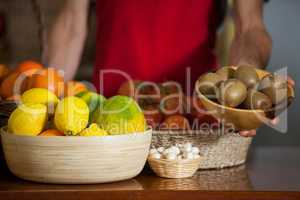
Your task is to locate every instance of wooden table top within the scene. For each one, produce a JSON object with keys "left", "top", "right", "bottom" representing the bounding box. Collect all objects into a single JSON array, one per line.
[{"left": 1, "top": 147, "right": 300, "bottom": 200}]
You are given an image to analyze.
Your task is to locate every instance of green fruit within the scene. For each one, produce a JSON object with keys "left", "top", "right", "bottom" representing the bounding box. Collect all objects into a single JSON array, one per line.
[
  {"left": 98, "top": 96, "right": 146, "bottom": 135},
  {"left": 196, "top": 73, "right": 222, "bottom": 98},
  {"left": 259, "top": 74, "right": 288, "bottom": 105},
  {"left": 234, "top": 66, "right": 259, "bottom": 88},
  {"left": 217, "top": 79, "right": 247, "bottom": 108},
  {"left": 76, "top": 91, "right": 106, "bottom": 123},
  {"left": 216, "top": 67, "right": 235, "bottom": 81},
  {"left": 243, "top": 89, "right": 272, "bottom": 110}
]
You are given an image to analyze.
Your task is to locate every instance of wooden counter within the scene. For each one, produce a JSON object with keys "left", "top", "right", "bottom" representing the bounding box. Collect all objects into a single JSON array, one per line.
[{"left": 0, "top": 147, "right": 300, "bottom": 200}]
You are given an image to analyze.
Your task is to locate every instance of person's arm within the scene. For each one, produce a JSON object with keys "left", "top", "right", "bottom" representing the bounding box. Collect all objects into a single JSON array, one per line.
[
  {"left": 229, "top": 0, "right": 272, "bottom": 137},
  {"left": 42, "top": 0, "right": 89, "bottom": 81},
  {"left": 230, "top": 0, "right": 272, "bottom": 68}
]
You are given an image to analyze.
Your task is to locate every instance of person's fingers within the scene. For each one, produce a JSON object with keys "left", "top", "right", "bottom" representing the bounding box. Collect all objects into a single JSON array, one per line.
[
  {"left": 288, "top": 76, "right": 295, "bottom": 87},
  {"left": 239, "top": 130, "right": 256, "bottom": 137},
  {"left": 270, "top": 117, "right": 279, "bottom": 125}
]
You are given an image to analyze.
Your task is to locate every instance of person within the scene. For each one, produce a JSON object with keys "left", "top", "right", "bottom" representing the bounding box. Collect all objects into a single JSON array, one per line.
[{"left": 43, "top": 0, "right": 273, "bottom": 137}]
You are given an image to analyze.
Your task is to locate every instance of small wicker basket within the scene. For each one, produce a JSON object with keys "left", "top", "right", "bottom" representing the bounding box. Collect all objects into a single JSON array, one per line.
[
  {"left": 148, "top": 157, "right": 202, "bottom": 179},
  {"left": 152, "top": 130, "right": 252, "bottom": 169}
]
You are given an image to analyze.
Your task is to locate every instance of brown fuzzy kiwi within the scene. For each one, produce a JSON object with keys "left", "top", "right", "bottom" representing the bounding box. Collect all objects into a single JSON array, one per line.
[
  {"left": 196, "top": 73, "right": 222, "bottom": 98},
  {"left": 259, "top": 74, "right": 288, "bottom": 105},
  {"left": 216, "top": 66, "right": 236, "bottom": 81},
  {"left": 243, "top": 89, "right": 272, "bottom": 110},
  {"left": 217, "top": 79, "right": 247, "bottom": 108},
  {"left": 234, "top": 66, "right": 259, "bottom": 88}
]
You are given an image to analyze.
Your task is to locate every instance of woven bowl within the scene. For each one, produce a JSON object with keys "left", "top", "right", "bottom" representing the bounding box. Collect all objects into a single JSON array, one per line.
[
  {"left": 148, "top": 157, "right": 202, "bottom": 179},
  {"left": 0, "top": 127, "right": 152, "bottom": 184},
  {"left": 195, "top": 67, "right": 295, "bottom": 131},
  {"left": 152, "top": 130, "right": 252, "bottom": 169}
]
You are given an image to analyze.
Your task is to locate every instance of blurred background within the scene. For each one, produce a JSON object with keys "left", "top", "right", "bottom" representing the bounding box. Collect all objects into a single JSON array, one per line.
[{"left": 0, "top": 0, "right": 299, "bottom": 146}]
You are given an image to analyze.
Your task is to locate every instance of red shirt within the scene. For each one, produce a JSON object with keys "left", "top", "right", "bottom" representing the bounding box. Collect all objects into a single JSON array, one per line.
[{"left": 94, "top": 0, "right": 219, "bottom": 97}]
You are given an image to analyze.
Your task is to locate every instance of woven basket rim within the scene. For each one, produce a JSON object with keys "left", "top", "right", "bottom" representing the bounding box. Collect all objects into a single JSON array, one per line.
[{"left": 148, "top": 157, "right": 202, "bottom": 165}]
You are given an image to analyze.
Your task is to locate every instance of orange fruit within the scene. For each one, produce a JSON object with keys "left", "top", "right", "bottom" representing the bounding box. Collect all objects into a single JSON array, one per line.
[
  {"left": 160, "top": 115, "right": 190, "bottom": 130},
  {"left": 15, "top": 60, "right": 43, "bottom": 76},
  {"left": 143, "top": 105, "right": 163, "bottom": 129},
  {"left": 6, "top": 95, "right": 21, "bottom": 101},
  {"left": 0, "top": 72, "right": 26, "bottom": 99},
  {"left": 117, "top": 80, "right": 142, "bottom": 97},
  {"left": 26, "top": 68, "right": 65, "bottom": 97},
  {"left": 0, "top": 64, "right": 10, "bottom": 81},
  {"left": 64, "top": 81, "right": 87, "bottom": 96},
  {"left": 39, "top": 129, "right": 65, "bottom": 136}
]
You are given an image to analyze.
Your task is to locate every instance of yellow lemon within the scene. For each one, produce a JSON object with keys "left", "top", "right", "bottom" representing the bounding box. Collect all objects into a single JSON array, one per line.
[
  {"left": 79, "top": 123, "right": 108, "bottom": 136},
  {"left": 21, "top": 88, "right": 59, "bottom": 113},
  {"left": 98, "top": 96, "right": 146, "bottom": 135},
  {"left": 8, "top": 103, "right": 48, "bottom": 136},
  {"left": 54, "top": 96, "right": 89, "bottom": 135}
]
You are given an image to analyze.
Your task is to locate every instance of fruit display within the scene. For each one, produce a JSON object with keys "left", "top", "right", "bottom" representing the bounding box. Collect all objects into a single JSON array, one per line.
[
  {"left": 0, "top": 60, "right": 149, "bottom": 137},
  {"left": 196, "top": 65, "right": 294, "bottom": 111},
  {"left": 6, "top": 90, "right": 146, "bottom": 137},
  {"left": 117, "top": 80, "right": 219, "bottom": 131}
]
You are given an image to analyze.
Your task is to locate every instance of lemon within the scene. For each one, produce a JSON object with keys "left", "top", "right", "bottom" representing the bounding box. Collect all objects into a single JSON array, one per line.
[
  {"left": 98, "top": 96, "right": 146, "bottom": 135},
  {"left": 79, "top": 123, "right": 108, "bottom": 136},
  {"left": 8, "top": 103, "right": 48, "bottom": 136},
  {"left": 21, "top": 88, "right": 59, "bottom": 113},
  {"left": 54, "top": 96, "right": 89, "bottom": 135}
]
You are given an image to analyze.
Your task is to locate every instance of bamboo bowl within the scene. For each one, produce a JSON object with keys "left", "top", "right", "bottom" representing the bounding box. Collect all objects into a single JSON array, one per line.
[
  {"left": 0, "top": 128, "right": 152, "bottom": 184},
  {"left": 148, "top": 157, "right": 202, "bottom": 179},
  {"left": 195, "top": 67, "right": 295, "bottom": 131}
]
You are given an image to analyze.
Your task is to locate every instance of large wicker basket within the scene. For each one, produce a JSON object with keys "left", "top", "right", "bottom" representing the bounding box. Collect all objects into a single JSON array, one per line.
[{"left": 151, "top": 130, "right": 252, "bottom": 169}]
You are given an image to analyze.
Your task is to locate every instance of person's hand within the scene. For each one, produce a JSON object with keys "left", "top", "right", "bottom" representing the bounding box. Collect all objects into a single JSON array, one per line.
[
  {"left": 239, "top": 129, "right": 257, "bottom": 137},
  {"left": 239, "top": 76, "right": 295, "bottom": 137},
  {"left": 239, "top": 118, "right": 279, "bottom": 137}
]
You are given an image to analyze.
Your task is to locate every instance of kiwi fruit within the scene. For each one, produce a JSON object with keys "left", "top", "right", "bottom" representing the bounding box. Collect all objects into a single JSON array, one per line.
[
  {"left": 217, "top": 79, "right": 247, "bottom": 108},
  {"left": 259, "top": 74, "right": 288, "bottom": 105},
  {"left": 234, "top": 65, "right": 259, "bottom": 88},
  {"left": 216, "top": 66, "right": 236, "bottom": 81},
  {"left": 243, "top": 89, "right": 272, "bottom": 110},
  {"left": 196, "top": 73, "right": 222, "bottom": 98}
]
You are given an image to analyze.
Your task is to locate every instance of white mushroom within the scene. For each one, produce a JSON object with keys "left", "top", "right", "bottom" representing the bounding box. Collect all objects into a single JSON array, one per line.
[
  {"left": 183, "top": 152, "right": 194, "bottom": 160},
  {"left": 165, "top": 153, "right": 177, "bottom": 160},
  {"left": 170, "top": 146, "right": 180, "bottom": 155},
  {"left": 191, "top": 147, "right": 200, "bottom": 155},
  {"left": 183, "top": 143, "right": 192, "bottom": 152},
  {"left": 157, "top": 147, "right": 165, "bottom": 153},
  {"left": 149, "top": 148, "right": 158, "bottom": 155},
  {"left": 150, "top": 153, "right": 161, "bottom": 160}
]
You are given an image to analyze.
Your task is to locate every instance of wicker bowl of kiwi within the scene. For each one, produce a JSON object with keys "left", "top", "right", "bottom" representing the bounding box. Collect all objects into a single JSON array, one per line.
[{"left": 195, "top": 66, "right": 295, "bottom": 131}]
